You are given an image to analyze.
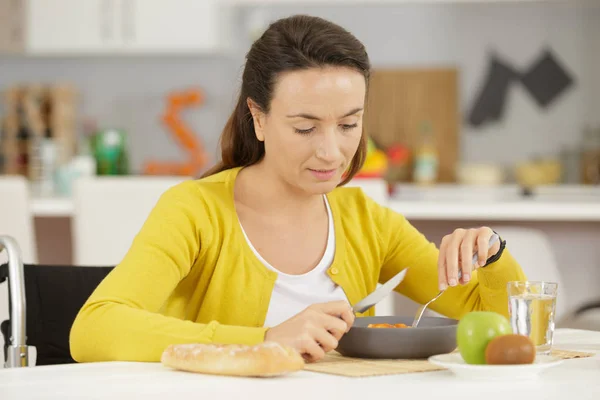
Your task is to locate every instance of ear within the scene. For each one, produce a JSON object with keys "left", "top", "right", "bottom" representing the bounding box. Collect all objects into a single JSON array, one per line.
[{"left": 247, "top": 98, "right": 266, "bottom": 142}]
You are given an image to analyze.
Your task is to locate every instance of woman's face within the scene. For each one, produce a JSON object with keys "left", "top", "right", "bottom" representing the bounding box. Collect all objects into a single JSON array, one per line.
[{"left": 249, "top": 67, "right": 366, "bottom": 196}]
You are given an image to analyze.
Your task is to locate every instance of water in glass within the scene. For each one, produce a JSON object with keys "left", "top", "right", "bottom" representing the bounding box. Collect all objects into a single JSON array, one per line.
[{"left": 508, "top": 281, "right": 558, "bottom": 355}]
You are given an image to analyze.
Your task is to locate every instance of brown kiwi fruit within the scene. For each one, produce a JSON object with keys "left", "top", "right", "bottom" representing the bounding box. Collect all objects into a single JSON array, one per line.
[{"left": 485, "top": 334, "right": 536, "bottom": 365}]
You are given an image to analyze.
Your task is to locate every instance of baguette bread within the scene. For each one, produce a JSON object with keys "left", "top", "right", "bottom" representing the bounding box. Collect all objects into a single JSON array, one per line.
[{"left": 161, "top": 341, "right": 305, "bottom": 377}]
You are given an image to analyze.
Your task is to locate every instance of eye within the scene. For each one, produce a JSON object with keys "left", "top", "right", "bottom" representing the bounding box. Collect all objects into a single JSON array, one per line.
[
  {"left": 341, "top": 123, "right": 358, "bottom": 131},
  {"left": 294, "top": 127, "right": 315, "bottom": 135}
]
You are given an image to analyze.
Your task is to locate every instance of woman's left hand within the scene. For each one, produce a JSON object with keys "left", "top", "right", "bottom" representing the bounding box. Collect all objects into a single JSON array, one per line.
[{"left": 438, "top": 227, "right": 501, "bottom": 290}]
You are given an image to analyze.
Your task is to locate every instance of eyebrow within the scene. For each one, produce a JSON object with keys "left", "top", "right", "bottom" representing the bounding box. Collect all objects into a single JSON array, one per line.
[{"left": 286, "top": 107, "right": 363, "bottom": 121}]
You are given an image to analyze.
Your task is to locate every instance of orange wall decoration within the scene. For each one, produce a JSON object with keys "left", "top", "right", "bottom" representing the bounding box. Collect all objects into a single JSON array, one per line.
[{"left": 143, "top": 88, "right": 209, "bottom": 176}]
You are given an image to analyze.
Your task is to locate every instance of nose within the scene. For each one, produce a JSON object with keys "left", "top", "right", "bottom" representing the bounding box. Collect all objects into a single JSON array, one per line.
[{"left": 315, "top": 130, "right": 342, "bottom": 163}]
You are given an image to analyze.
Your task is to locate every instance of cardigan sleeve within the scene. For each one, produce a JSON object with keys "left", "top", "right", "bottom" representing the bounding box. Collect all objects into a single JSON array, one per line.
[{"left": 70, "top": 182, "right": 267, "bottom": 363}]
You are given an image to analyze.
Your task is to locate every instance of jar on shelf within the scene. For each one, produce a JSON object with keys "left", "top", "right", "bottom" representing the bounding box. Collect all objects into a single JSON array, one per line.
[{"left": 581, "top": 126, "right": 600, "bottom": 185}]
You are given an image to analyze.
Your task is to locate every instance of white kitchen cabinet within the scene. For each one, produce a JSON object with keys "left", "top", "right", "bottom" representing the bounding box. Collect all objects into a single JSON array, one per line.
[
  {"left": 0, "top": 0, "right": 230, "bottom": 55},
  {"left": 27, "top": 0, "right": 119, "bottom": 54},
  {"left": 122, "top": 0, "right": 223, "bottom": 53},
  {"left": 229, "top": 0, "right": 596, "bottom": 3}
]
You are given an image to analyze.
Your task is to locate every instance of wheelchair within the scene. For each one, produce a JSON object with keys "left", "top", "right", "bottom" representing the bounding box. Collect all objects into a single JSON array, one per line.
[{"left": 1, "top": 235, "right": 114, "bottom": 368}]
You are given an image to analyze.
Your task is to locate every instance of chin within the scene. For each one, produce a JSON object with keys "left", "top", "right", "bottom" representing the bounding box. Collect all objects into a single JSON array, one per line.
[
  {"left": 308, "top": 185, "right": 336, "bottom": 195},
  {"left": 304, "top": 179, "right": 341, "bottom": 195}
]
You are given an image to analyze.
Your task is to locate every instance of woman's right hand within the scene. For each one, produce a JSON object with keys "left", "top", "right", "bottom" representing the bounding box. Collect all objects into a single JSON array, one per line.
[{"left": 264, "top": 301, "right": 355, "bottom": 362}]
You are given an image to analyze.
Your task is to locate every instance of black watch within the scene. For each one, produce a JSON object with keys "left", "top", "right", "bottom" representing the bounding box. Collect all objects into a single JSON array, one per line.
[{"left": 482, "top": 232, "right": 506, "bottom": 267}]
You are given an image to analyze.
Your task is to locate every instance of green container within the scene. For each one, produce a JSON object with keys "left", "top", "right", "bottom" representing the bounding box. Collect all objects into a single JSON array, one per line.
[{"left": 91, "top": 128, "right": 129, "bottom": 175}]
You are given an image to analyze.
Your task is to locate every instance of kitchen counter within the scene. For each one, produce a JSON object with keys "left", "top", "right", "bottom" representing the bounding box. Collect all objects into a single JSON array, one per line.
[
  {"left": 388, "top": 184, "right": 600, "bottom": 221},
  {"left": 388, "top": 198, "right": 600, "bottom": 221},
  {"left": 31, "top": 196, "right": 74, "bottom": 218}
]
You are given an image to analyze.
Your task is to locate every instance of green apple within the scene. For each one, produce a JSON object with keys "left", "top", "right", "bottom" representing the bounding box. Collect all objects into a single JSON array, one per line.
[{"left": 457, "top": 311, "right": 512, "bottom": 365}]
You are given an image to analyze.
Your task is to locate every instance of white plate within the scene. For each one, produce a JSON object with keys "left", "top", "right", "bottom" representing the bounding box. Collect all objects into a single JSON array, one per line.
[{"left": 428, "top": 353, "right": 563, "bottom": 380}]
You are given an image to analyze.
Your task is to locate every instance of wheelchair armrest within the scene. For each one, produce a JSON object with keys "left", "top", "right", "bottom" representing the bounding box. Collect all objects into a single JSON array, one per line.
[
  {"left": 1, "top": 320, "right": 9, "bottom": 363},
  {"left": 0, "top": 236, "right": 28, "bottom": 367},
  {"left": 0, "top": 263, "right": 7, "bottom": 284}
]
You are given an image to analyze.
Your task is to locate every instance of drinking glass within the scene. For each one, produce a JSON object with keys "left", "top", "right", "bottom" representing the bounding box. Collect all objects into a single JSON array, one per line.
[{"left": 507, "top": 281, "right": 558, "bottom": 355}]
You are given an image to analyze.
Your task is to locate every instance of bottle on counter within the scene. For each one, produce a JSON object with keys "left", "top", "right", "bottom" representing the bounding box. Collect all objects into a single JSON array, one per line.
[
  {"left": 385, "top": 144, "right": 411, "bottom": 183},
  {"left": 92, "top": 128, "right": 129, "bottom": 175},
  {"left": 581, "top": 126, "right": 600, "bottom": 185},
  {"left": 54, "top": 120, "right": 97, "bottom": 196},
  {"left": 32, "top": 138, "right": 58, "bottom": 197},
  {"left": 412, "top": 120, "right": 439, "bottom": 185}
]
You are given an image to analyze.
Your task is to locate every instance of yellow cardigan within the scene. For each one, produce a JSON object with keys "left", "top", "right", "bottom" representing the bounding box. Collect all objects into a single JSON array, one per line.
[{"left": 70, "top": 167, "right": 527, "bottom": 362}]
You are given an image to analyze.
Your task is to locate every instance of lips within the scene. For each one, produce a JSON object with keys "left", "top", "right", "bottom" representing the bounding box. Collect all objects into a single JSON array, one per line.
[
  {"left": 309, "top": 168, "right": 337, "bottom": 181},
  {"left": 310, "top": 168, "right": 335, "bottom": 173}
]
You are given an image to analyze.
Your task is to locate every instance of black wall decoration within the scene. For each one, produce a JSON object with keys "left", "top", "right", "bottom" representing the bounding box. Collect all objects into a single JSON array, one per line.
[{"left": 467, "top": 47, "right": 575, "bottom": 128}]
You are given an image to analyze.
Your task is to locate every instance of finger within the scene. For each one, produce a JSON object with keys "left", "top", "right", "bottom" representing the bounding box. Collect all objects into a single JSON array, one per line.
[
  {"left": 312, "top": 327, "right": 339, "bottom": 353},
  {"left": 476, "top": 230, "right": 492, "bottom": 268},
  {"left": 459, "top": 230, "right": 477, "bottom": 284},
  {"left": 314, "top": 301, "right": 354, "bottom": 330},
  {"left": 338, "top": 306, "right": 355, "bottom": 332},
  {"left": 445, "top": 229, "right": 465, "bottom": 287},
  {"left": 438, "top": 235, "right": 450, "bottom": 290},
  {"left": 314, "top": 300, "right": 350, "bottom": 314},
  {"left": 321, "top": 314, "right": 350, "bottom": 340},
  {"left": 300, "top": 337, "right": 325, "bottom": 363}
]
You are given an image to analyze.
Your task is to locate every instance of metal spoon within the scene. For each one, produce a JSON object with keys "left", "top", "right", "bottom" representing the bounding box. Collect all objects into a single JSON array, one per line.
[{"left": 411, "top": 233, "right": 500, "bottom": 327}]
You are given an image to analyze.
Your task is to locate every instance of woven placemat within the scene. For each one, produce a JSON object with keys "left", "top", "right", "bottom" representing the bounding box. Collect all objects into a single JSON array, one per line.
[{"left": 304, "top": 349, "right": 594, "bottom": 378}]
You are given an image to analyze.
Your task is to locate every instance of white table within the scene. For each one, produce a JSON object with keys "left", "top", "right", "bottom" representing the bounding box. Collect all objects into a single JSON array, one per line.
[{"left": 1, "top": 329, "right": 599, "bottom": 400}]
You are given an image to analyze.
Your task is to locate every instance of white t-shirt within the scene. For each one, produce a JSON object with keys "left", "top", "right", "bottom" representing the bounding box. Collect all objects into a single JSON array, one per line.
[{"left": 239, "top": 196, "right": 348, "bottom": 327}]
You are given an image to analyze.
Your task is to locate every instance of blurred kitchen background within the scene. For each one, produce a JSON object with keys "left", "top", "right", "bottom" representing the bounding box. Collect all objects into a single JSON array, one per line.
[{"left": 1, "top": 0, "right": 600, "bottom": 330}]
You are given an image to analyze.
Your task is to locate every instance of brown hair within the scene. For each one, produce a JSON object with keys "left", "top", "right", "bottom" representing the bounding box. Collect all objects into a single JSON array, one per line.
[{"left": 202, "top": 14, "right": 371, "bottom": 185}]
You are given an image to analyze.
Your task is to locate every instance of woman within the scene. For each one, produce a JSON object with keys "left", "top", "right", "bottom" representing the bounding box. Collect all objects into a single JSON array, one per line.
[{"left": 70, "top": 15, "right": 526, "bottom": 363}]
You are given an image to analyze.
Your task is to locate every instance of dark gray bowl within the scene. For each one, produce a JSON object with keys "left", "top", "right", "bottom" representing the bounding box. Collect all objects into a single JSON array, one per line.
[{"left": 336, "top": 316, "right": 458, "bottom": 359}]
